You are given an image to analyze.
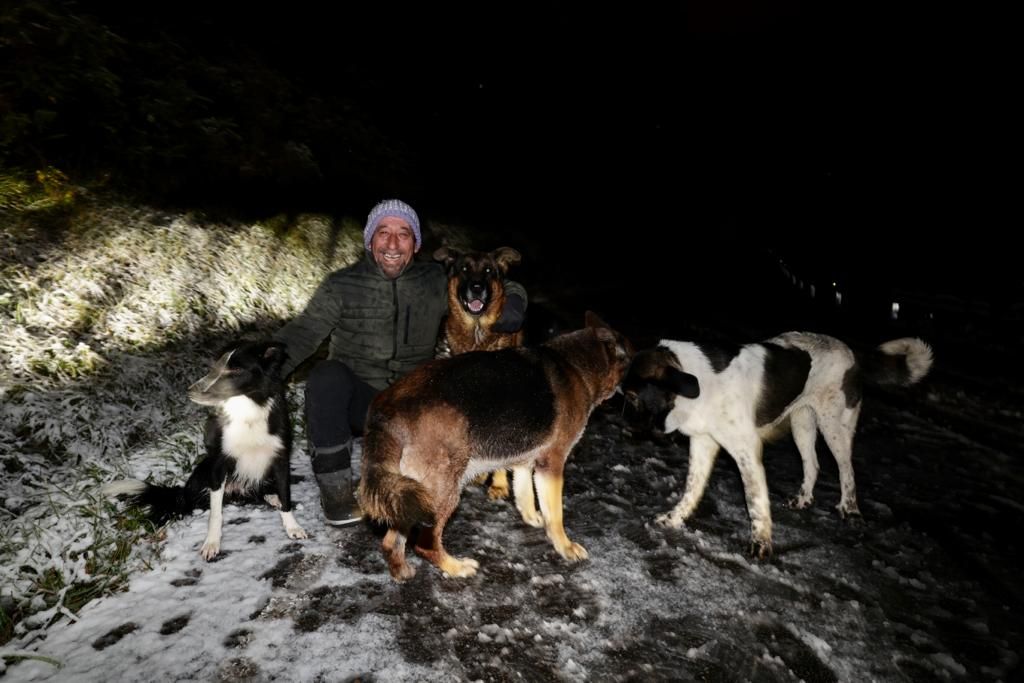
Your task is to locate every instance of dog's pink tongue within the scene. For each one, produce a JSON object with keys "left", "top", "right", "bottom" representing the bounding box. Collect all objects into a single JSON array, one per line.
[{"left": 468, "top": 299, "right": 484, "bottom": 313}]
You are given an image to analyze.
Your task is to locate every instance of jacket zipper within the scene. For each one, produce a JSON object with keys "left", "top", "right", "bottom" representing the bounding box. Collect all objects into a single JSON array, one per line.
[
  {"left": 403, "top": 306, "right": 411, "bottom": 344},
  {"left": 391, "top": 280, "right": 399, "bottom": 360}
]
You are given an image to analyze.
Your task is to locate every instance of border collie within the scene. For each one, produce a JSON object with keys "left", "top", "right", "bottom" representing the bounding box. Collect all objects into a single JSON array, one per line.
[
  {"left": 104, "top": 341, "right": 306, "bottom": 560},
  {"left": 623, "top": 332, "right": 933, "bottom": 558}
]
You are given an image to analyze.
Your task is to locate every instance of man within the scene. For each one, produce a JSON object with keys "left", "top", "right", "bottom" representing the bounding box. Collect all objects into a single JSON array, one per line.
[{"left": 273, "top": 199, "right": 527, "bottom": 525}]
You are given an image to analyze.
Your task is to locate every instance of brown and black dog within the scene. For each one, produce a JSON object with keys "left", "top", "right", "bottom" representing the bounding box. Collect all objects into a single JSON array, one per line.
[
  {"left": 357, "top": 312, "right": 633, "bottom": 581},
  {"left": 433, "top": 246, "right": 523, "bottom": 501}
]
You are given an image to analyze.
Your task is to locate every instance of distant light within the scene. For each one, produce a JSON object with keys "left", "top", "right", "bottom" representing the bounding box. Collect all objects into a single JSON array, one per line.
[
  {"left": 835, "top": 291, "right": 842, "bottom": 306},
  {"left": 891, "top": 302, "right": 900, "bottom": 320},
  {"left": 810, "top": 284, "right": 816, "bottom": 298},
  {"left": 832, "top": 281, "right": 837, "bottom": 288}
]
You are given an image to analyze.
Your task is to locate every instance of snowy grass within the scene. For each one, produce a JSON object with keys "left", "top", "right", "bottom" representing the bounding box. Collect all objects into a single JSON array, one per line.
[{"left": 0, "top": 192, "right": 362, "bottom": 646}]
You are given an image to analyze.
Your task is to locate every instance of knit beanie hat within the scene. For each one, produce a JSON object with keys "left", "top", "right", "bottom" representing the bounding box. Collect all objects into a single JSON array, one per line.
[{"left": 364, "top": 199, "right": 421, "bottom": 250}]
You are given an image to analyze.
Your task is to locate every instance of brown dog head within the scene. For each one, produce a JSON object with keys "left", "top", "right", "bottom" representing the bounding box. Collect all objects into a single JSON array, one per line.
[
  {"left": 433, "top": 246, "right": 521, "bottom": 317},
  {"left": 583, "top": 311, "right": 636, "bottom": 401}
]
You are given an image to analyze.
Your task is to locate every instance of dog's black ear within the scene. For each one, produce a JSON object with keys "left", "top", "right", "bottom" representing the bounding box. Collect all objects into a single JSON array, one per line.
[
  {"left": 432, "top": 246, "right": 459, "bottom": 271},
  {"left": 665, "top": 367, "right": 700, "bottom": 398},
  {"left": 492, "top": 247, "right": 521, "bottom": 273},
  {"left": 213, "top": 341, "right": 240, "bottom": 359},
  {"left": 260, "top": 342, "right": 288, "bottom": 375}
]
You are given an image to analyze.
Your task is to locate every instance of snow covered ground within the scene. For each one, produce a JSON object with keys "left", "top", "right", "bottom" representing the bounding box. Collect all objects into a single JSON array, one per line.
[
  {"left": 3, "top": 203, "right": 1020, "bottom": 681},
  {"left": 7, "top": 383, "right": 1021, "bottom": 681}
]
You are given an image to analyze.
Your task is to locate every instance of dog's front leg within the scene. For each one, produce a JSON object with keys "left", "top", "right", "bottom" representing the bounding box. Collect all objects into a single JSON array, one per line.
[
  {"left": 656, "top": 434, "right": 720, "bottom": 529},
  {"left": 534, "top": 461, "right": 587, "bottom": 562},
  {"left": 200, "top": 487, "right": 225, "bottom": 560},
  {"left": 724, "top": 436, "right": 773, "bottom": 559},
  {"left": 512, "top": 465, "right": 542, "bottom": 527},
  {"left": 488, "top": 468, "right": 511, "bottom": 500},
  {"left": 271, "top": 462, "right": 307, "bottom": 540}
]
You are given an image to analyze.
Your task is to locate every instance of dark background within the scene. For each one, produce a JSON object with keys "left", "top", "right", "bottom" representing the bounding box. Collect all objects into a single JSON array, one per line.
[{"left": 2, "top": 2, "right": 1018, "bottom": 347}]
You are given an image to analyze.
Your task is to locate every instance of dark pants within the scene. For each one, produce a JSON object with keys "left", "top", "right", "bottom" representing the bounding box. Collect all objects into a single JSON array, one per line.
[{"left": 304, "top": 360, "right": 378, "bottom": 474}]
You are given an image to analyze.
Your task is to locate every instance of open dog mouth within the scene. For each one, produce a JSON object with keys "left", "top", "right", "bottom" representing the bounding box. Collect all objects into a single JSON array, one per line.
[{"left": 463, "top": 297, "right": 486, "bottom": 315}]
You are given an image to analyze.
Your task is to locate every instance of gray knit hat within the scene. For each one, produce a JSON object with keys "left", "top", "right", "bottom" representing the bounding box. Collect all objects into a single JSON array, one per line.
[{"left": 363, "top": 199, "right": 421, "bottom": 250}]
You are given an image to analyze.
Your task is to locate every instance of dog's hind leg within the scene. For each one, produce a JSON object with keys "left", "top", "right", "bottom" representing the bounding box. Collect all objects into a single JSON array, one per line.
[
  {"left": 656, "top": 434, "right": 720, "bottom": 529},
  {"left": 787, "top": 406, "right": 819, "bottom": 509},
  {"left": 819, "top": 403, "right": 862, "bottom": 518},
  {"left": 201, "top": 486, "right": 225, "bottom": 561},
  {"left": 382, "top": 528, "right": 416, "bottom": 581},
  {"left": 411, "top": 471, "right": 479, "bottom": 581},
  {"left": 534, "top": 458, "right": 587, "bottom": 562},
  {"left": 414, "top": 490, "right": 480, "bottom": 578},
  {"left": 512, "top": 465, "right": 542, "bottom": 527}
]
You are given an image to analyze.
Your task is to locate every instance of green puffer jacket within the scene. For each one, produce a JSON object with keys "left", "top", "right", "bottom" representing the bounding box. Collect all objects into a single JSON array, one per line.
[{"left": 274, "top": 254, "right": 526, "bottom": 390}]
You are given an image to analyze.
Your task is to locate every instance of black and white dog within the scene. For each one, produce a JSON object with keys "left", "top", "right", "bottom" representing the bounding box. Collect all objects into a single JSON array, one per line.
[
  {"left": 623, "top": 332, "right": 933, "bottom": 558},
  {"left": 104, "top": 341, "right": 306, "bottom": 560}
]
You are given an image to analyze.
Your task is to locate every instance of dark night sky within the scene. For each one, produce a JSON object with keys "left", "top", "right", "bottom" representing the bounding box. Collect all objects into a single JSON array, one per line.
[
  {"left": 274, "top": 4, "right": 1011, "bottom": 288},
  {"left": 87, "top": 3, "right": 1017, "bottom": 302}
]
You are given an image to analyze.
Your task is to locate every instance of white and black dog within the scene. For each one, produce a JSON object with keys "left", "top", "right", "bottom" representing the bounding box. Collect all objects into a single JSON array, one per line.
[
  {"left": 623, "top": 332, "right": 933, "bottom": 558},
  {"left": 104, "top": 341, "right": 306, "bottom": 560}
]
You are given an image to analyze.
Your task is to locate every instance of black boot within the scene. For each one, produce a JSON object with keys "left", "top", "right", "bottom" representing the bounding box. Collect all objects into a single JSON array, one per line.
[
  {"left": 312, "top": 442, "right": 363, "bottom": 527},
  {"left": 315, "top": 468, "right": 363, "bottom": 527}
]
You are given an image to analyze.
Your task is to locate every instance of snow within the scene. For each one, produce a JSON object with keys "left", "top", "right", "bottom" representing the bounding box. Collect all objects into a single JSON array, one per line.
[
  {"left": 2, "top": 204, "right": 1021, "bottom": 680},
  {"left": 5, "top": 391, "right": 1022, "bottom": 681}
]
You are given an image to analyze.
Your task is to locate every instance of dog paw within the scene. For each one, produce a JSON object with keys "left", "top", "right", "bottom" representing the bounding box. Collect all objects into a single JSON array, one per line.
[
  {"left": 263, "top": 494, "right": 282, "bottom": 509},
  {"left": 487, "top": 484, "right": 510, "bottom": 500},
  {"left": 442, "top": 557, "right": 480, "bottom": 579},
  {"left": 655, "top": 513, "right": 684, "bottom": 529},
  {"left": 200, "top": 540, "right": 220, "bottom": 561},
  {"left": 786, "top": 494, "right": 813, "bottom": 509},
  {"left": 750, "top": 538, "right": 773, "bottom": 561},
  {"left": 390, "top": 564, "right": 417, "bottom": 582},
  {"left": 558, "top": 542, "right": 589, "bottom": 562},
  {"left": 519, "top": 509, "right": 544, "bottom": 528},
  {"left": 286, "top": 525, "right": 308, "bottom": 540},
  {"left": 837, "top": 502, "right": 862, "bottom": 520}
]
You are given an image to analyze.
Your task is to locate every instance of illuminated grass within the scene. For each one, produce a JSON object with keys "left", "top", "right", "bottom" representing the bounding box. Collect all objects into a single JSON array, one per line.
[{"left": 0, "top": 193, "right": 361, "bottom": 646}]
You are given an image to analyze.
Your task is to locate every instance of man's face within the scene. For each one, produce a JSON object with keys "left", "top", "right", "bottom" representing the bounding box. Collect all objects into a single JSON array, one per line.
[{"left": 370, "top": 217, "right": 418, "bottom": 279}]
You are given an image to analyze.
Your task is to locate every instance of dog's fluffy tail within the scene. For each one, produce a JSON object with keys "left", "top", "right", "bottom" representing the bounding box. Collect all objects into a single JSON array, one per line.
[
  {"left": 102, "top": 478, "right": 207, "bottom": 526},
  {"left": 357, "top": 464, "right": 435, "bottom": 530},
  {"left": 859, "top": 337, "right": 934, "bottom": 387}
]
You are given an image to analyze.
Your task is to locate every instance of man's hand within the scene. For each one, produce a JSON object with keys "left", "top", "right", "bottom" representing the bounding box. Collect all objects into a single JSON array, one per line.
[{"left": 492, "top": 294, "right": 526, "bottom": 333}]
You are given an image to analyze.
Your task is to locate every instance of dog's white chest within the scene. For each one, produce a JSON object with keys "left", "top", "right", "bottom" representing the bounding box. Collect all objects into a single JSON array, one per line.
[{"left": 220, "top": 396, "right": 282, "bottom": 485}]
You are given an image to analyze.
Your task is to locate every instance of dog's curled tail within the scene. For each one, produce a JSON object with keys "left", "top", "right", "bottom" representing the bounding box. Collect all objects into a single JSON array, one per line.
[
  {"left": 357, "top": 465, "right": 435, "bottom": 530},
  {"left": 102, "top": 478, "right": 207, "bottom": 526},
  {"left": 860, "top": 338, "right": 934, "bottom": 387}
]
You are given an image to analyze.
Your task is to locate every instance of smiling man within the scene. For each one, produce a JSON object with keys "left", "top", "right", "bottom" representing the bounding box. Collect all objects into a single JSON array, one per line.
[{"left": 272, "top": 199, "right": 528, "bottom": 526}]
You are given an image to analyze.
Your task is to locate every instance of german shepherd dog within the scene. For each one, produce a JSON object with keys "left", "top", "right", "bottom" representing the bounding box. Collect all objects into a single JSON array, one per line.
[
  {"left": 433, "top": 245, "right": 524, "bottom": 502},
  {"left": 622, "top": 332, "right": 933, "bottom": 558},
  {"left": 103, "top": 341, "right": 306, "bottom": 560},
  {"left": 357, "top": 313, "right": 632, "bottom": 581}
]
